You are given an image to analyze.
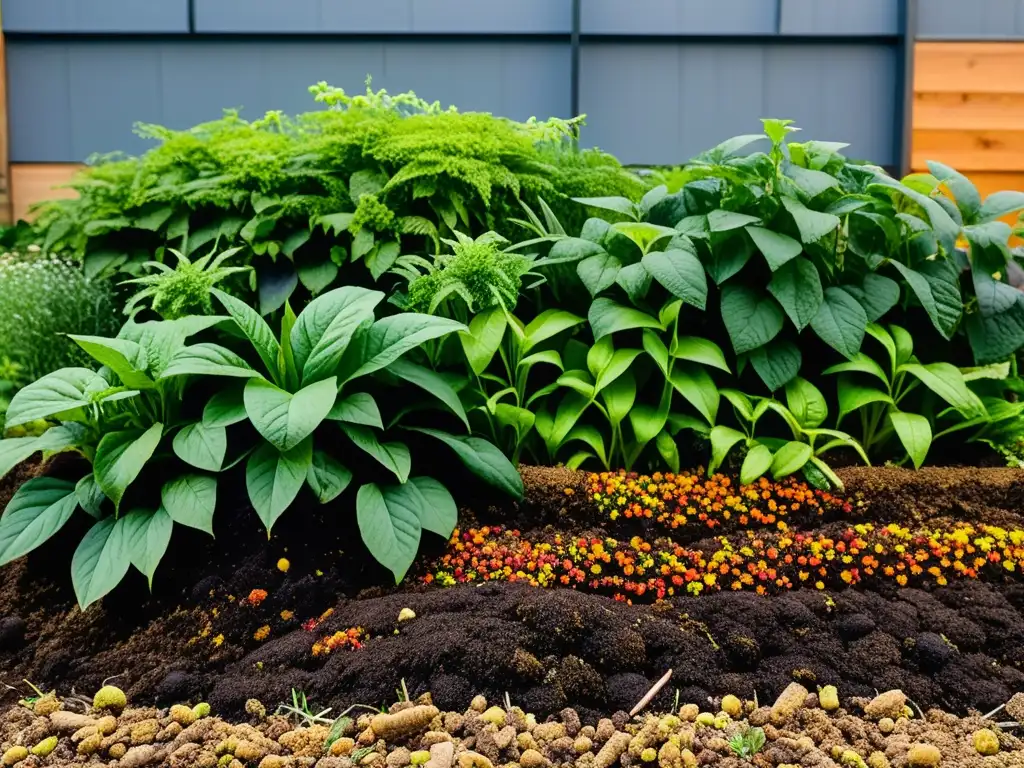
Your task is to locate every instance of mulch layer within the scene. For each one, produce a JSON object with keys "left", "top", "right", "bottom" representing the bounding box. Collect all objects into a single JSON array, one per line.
[{"left": 1, "top": 463, "right": 1024, "bottom": 724}]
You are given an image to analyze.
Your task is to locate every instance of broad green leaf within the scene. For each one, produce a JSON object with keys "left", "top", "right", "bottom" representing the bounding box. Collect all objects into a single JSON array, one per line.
[
  {"left": 843, "top": 273, "right": 900, "bottom": 323},
  {"left": 246, "top": 438, "right": 312, "bottom": 532},
  {"left": 387, "top": 359, "right": 470, "bottom": 431},
  {"left": 720, "top": 285, "right": 784, "bottom": 355},
  {"left": 785, "top": 164, "right": 840, "bottom": 199},
  {"left": 116, "top": 315, "right": 225, "bottom": 378},
  {"left": 4, "top": 368, "right": 107, "bottom": 427},
  {"left": 611, "top": 221, "right": 677, "bottom": 252},
  {"left": 459, "top": 308, "right": 507, "bottom": 375},
  {"left": 244, "top": 377, "right": 338, "bottom": 451},
  {"left": 836, "top": 378, "right": 893, "bottom": 424},
  {"left": 342, "top": 425, "right": 412, "bottom": 483},
  {"left": 161, "top": 474, "right": 217, "bottom": 536},
  {"left": 0, "top": 438, "right": 41, "bottom": 483},
  {"left": 121, "top": 507, "right": 173, "bottom": 588},
  {"left": 781, "top": 196, "right": 840, "bottom": 244},
  {"left": 203, "top": 386, "right": 248, "bottom": 427},
  {"left": 211, "top": 288, "right": 281, "bottom": 379},
  {"left": 67, "top": 336, "right": 153, "bottom": 390},
  {"left": 572, "top": 196, "right": 638, "bottom": 219},
  {"left": 72, "top": 516, "right": 132, "bottom": 609},
  {"left": 601, "top": 371, "right": 636, "bottom": 427},
  {"left": 669, "top": 363, "right": 719, "bottom": 425},
  {"left": 671, "top": 336, "right": 729, "bottom": 373},
  {"left": 889, "top": 411, "right": 931, "bottom": 469},
  {"left": 708, "top": 209, "right": 760, "bottom": 232},
  {"left": 519, "top": 350, "right": 563, "bottom": 374},
  {"left": 290, "top": 286, "right": 385, "bottom": 385},
  {"left": 339, "top": 314, "right": 465, "bottom": 383},
  {"left": 566, "top": 425, "right": 608, "bottom": 467},
  {"left": 965, "top": 299, "right": 1024, "bottom": 365},
  {"left": 784, "top": 377, "right": 828, "bottom": 428},
  {"left": 523, "top": 310, "right": 585, "bottom": 352},
  {"left": 94, "top": 424, "right": 163, "bottom": 512},
  {"left": 557, "top": 370, "right": 595, "bottom": 399},
  {"left": 629, "top": 400, "right": 669, "bottom": 447},
  {"left": 749, "top": 339, "right": 801, "bottom": 392},
  {"left": 0, "top": 478, "right": 78, "bottom": 566},
  {"left": 643, "top": 330, "right": 670, "bottom": 375},
  {"left": 407, "top": 476, "right": 458, "bottom": 538},
  {"left": 721, "top": 389, "right": 755, "bottom": 421},
  {"left": 161, "top": 343, "right": 259, "bottom": 379},
  {"left": 978, "top": 190, "right": 1024, "bottom": 223},
  {"left": 327, "top": 392, "right": 383, "bottom": 429},
  {"left": 356, "top": 483, "right": 421, "bottom": 583},
  {"left": 655, "top": 430, "right": 681, "bottom": 474},
  {"left": 927, "top": 160, "right": 981, "bottom": 223},
  {"left": 298, "top": 259, "right": 340, "bottom": 294},
  {"left": 702, "top": 232, "right": 754, "bottom": 286},
  {"left": 899, "top": 362, "right": 985, "bottom": 417},
  {"left": 593, "top": 349, "right": 642, "bottom": 393},
  {"left": 871, "top": 177, "right": 959, "bottom": 255},
  {"left": 746, "top": 226, "right": 802, "bottom": 271},
  {"left": 810, "top": 287, "right": 867, "bottom": 359},
  {"left": 493, "top": 403, "right": 536, "bottom": 442},
  {"left": 740, "top": 444, "right": 774, "bottom": 485},
  {"left": 972, "top": 264, "right": 1019, "bottom": 319},
  {"left": 537, "top": 237, "right": 605, "bottom": 265},
  {"left": 771, "top": 441, "right": 813, "bottom": 479},
  {"left": 616, "top": 262, "right": 653, "bottom": 303},
  {"left": 709, "top": 425, "right": 745, "bottom": 474},
  {"left": 825, "top": 351, "right": 889, "bottom": 386},
  {"left": 768, "top": 258, "right": 823, "bottom": 331},
  {"left": 589, "top": 298, "right": 663, "bottom": 341},
  {"left": 577, "top": 253, "right": 622, "bottom": 297},
  {"left": 76, "top": 474, "right": 106, "bottom": 518},
  {"left": 173, "top": 422, "right": 227, "bottom": 472},
  {"left": 641, "top": 246, "right": 708, "bottom": 309},
  {"left": 306, "top": 450, "right": 353, "bottom": 504},
  {"left": 408, "top": 427, "right": 524, "bottom": 499}
]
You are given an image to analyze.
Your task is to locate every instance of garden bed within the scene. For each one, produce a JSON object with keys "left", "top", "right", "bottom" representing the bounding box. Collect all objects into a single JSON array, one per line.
[{"left": 2, "top": 464, "right": 1023, "bottom": 728}]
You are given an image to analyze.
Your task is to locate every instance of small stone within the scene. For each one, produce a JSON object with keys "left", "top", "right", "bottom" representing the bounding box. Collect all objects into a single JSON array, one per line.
[
  {"left": 640, "top": 747, "right": 657, "bottom": 762},
  {"left": 109, "top": 743, "right": 128, "bottom": 759},
  {"left": 494, "top": 726, "right": 516, "bottom": 750},
  {"left": 770, "top": 683, "right": 809, "bottom": 725},
  {"left": 29, "top": 737, "right": 57, "bottom": 758},
  {"left": 426, "top": 741, "right": 454, "bottom": 768},
  {"left": 458, "top": 751, "right": 494, "bottom": 768},
  {"left": 906, "top": 743, "right": 941, "bottom": 768},
  {"left": 819, "top": 686, "right": 840, "bottom": 712},
  {"left": 878, "top": 718, "right": 895, "bottom": 734},
  {"left": 480, "top": 707, "right": 507, "bottom": 727},
  {"left": 574, "top": 737, "right": 593, "bottom": 755},
  {"left": 678, "top": 705, "right": 699, "bottom": 723},
  {"left": 695, "top": 713, "right": 715, "bottom": 728},
  {"left": 864, "top": 691, "right": 906, "bottom": 721},
  {"left": 32, "top": 693, "right": 60, "bottom": 717},
  {"left": 1, "top": 747, "right": 28, "bottom": 766},
  {"left": 387, "top": 747, "right": 412, "bottom": 768},
  {"left": 520, "top": 749, "right": 547, "bottom": 768},
  {"left": 193, "top": 703, "right": 212, "bottom": 719},
  {"left": 77, "top": 733, "right": 103, "bottom": 756},
  {"left": 973, "top": 728, "right": 999, "bottom": 756},
  {"left": 399, "top": 608, "right": 417, "bottom": 622},
  {"left": 93, "top": 685, "right": 128, "bottom": 714},
  {"left": 259, "top": 758, "right": 289, "bottom": 768},
  {"left": 411, "top": 751, "right": 431, "bottom": 765},
  {"left": 470, "top": 696, "right": 487, "bottom": 713},
  {"left": 533, "top": 723, "right": 565, "bottom": 743},
  {"left": 246, "top": 699, "right": 267, "bottom": 719},
  {"left": 867, "top": 753, "right": 890, "bottom": 768},
  {"left": 720, "top": 696, "right": 742, "bottom": 718},
  {"left": 170, "top": 704, "right": 197, "bottom": 725}
]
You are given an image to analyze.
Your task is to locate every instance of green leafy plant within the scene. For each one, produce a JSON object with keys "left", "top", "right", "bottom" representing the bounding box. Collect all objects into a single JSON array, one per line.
[
  {"left": 122, "top": 246, "right": 250, "bottom": 319},
  {"left": 728, "top": 725, "right": 766, "bottom": 759},
  {"left": 824, "top": 322, "right": 1022, "bottom": 467},
  {"left": 277, "top": 689, "right": 334, "bottom": 727},
  {"left": 0, "top": 250, "right": 120, "bottom": 383}
]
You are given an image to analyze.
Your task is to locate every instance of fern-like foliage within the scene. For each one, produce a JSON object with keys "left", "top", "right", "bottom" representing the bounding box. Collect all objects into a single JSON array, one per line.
[{"left": 29, "top": 79, "right": 648, "bottom": 312}]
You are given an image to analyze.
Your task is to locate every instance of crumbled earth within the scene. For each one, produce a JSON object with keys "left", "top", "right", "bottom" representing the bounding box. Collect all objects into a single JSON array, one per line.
[
  {"left": 2, "top": 464, "right": 1024, "bottom": 721},
  {"left": 1, "top": 685, "right": 1022, "bottom": 768}
]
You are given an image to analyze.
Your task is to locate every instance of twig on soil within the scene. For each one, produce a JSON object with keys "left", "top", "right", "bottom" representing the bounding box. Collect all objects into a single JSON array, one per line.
[
  {"left": 505, "top": 692, "right": 512, "bottom": 712},
  {"left": 337, "top": 703, "right": 385, "bottom": 718},
  {"left": 983, "top": 704, "right": 1006, "bottom": 720},
  {"left": 907, "top": 697, "right": 925, "bottom": 721},
  {"left": 996, "top": 721, "right": 1021, "bottom": 730},
  {"left": 100, "top": 673, "right": 125, "bottom": 687},
  {"left": 630, "top": 669, "right": 673, "bottom": 717}
]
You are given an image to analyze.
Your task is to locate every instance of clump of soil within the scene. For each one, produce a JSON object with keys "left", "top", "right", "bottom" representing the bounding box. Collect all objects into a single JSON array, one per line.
[{"left": 1, "top": 683, "right": 1021, "bottom": 767}]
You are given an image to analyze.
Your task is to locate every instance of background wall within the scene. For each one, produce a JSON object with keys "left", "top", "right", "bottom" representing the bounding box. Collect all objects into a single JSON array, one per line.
[{"left": 2, "top": 0, "right": 1024, "bottom": 223}]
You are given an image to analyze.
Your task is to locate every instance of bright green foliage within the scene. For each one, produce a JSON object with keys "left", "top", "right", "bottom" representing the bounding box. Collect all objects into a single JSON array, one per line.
[
  {"left": 122, "top": 246, "right": 250, "bottom": 319},
  {"left": 0, "top": 251, "right": 120, "bottom": 384},
  {"left": 29, "top": 81, "right": 645, "bottom": 310},
  {"left": 728, "top": 727, "right": 766, "bottom": 759}
]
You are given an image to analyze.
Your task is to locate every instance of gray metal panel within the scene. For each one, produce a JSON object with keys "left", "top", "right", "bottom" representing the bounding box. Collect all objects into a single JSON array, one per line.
[
  {"left": 580, "top": 0, "right": 777, "bottom": 36},
  {"left": 1, "top": 0, "right": 189, "bottom": 33},
  {"left": 779, "top": 0, "right": 900, "bottom": 36},
  {"left": 578, "top": 42, "right": 897, "bottom": 166},
  {"left": 916, "top": 0, "right": 1024, "bottom": 37},
  {"left": 193, "top": 0, "right": 572, "bottom": 34},
  {"left": 5, "top": 39, "right": 571, "bottom": 162}
]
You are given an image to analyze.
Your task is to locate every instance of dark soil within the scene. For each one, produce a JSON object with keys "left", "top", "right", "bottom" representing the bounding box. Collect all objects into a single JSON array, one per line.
[{"left": 1, "top": 462, "right": 1024, "bottom": 724}]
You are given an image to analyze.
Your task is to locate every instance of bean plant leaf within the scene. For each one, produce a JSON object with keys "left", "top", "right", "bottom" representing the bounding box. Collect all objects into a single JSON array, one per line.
[
  {"left": 0, "top": 478, "right": 79, "bottom": 566},
  {"left": 356, "top": 483, "right": 421, "bottom": 583},
  {"left": 68, "top": 336, "right": 154, "bottom": 390},
  {"left": 927, "top": 161, "right": 981, "bottom": 223},
  {"left": 641, "top": 246, "right": 708, "bottom": 309},
  {"left": 616, "top": 262, "right": 653, "bottom": 303},
  {"left": 720, "top": 285, "right": 784, "bottom": 355},
  {"left": 671, "top": 337, "right": 730, "bottom": 372},
  {"left": 978, "top": 190, "right": 1024, "bottom": 223},
  {"left": 408, "top": 427, "right": 524, "bottom": 500},
  {"left": 669, "top": 364, "right": 720, "bottom": 425},
  {"left": 387, "top": 359, "right": 470, "bottom": 431},
  {"left": 407, "top": 477, "right": 458, "bottom": 538},
  {"left": 0, "top": 424, "right": 86, "bottom": 481},
  {"left": 810, "top": 287, "right": 867, "bottom": 359},
  {"left": 290, "top": 286, "right": 385, "bottom": 385},
  {"left": 577, "top": 253, "right": 622, "bottom": 297},
  {"left": 899, "top": 362, "right": 985, "bottom": 417},
  {"left": 888, "top": 411, "right": 931, "bottom": 469},
  {"left": 749, "top": 339, "right": 801, "bottom": 392},
  {"left": 161, "top": 343, "right": 259, "bottom": 379},
  {"left": 342, "top": 425, "right": 412, "bottom": 483},
  {"left": 459, "top": 308, "right": 507, "bottom": 375},
  {"left": 246, "top": 438, "right": 313, "bottom": 533},
  {"left": 4, "top": 368, "right": 108, "bottom": 427},
  {"left": 709, "top": 425, "right": 746, "bottom": 474},
  {"left": 75, "top": 474, "right": 107, "bottom": 518},
  {"left": 768, "top": 258, "right": 823, "bottom": 331},
  {"left": 211, "top": 288, "right": 281, "bottom": 379},
  {"left": 746, "top": 226, "right": 803, "bottom": 271},
  {"left": 589, "top": 298, "right": 663, "bottom": 340},
  {"left": 327, "top": 392, "right": 383, "bottom": 429},
  {"left": 94, "top": 424, "right": 163, "bottom": 512},
  {"left": 244, "top": 377, "right": 338, "bottom": 451},
  {"left": 203, "top": 386, "right": 248, "bottom": 427},
  {"left": 784, "top": 377, "right": 828, "bottom": 428},
  {"left": 173, "top": 422, "right": 227, "bottom": 472},
  {"left": 771, "top": 441, "right": 813, "bottom": 479},
  {"left": 781, "top": 196, "right": 840, "bottom": 244},
  {"left": 523, "top": 310, "right": 585, "bottom": 352},
  {"left": 121, "top": 507, "right": 173, "bottom": 588},
  {"left": 843, "top": 274, "right": 900, "bottom": 322},
  {"left": 161, "top": 474, "right": 217, "bottom": 536},
  {"left": 306, "top": 450, "right": 353, "bottom": 504},
  {"left": 708, "top": 209, "right": 760, "bottom": 232},
  {"left": 836, "top": 378, "right": 893, "bottom": 424},
  {"left": 339, "top": 314, "right": 465, "bottom": 383},
  {"left": 72, "top": 516, "right": 132, "bottom": 609},
  {"left": 740, "top": 444, "right": 774, "bottom": 485}
]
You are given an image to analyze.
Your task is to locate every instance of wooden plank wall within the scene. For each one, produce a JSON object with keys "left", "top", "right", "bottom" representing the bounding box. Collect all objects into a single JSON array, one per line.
[
  {"left": 913, "top": 42, "right": 1024, "bottom": 243},
  {"left": 9, "top": 164, "right": 82, "bottom": 222}
]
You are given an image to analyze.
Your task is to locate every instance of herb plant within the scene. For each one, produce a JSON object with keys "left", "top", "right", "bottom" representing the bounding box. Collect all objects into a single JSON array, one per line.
[{"left": 727, "top": 726, "right": 766, "bottom": 759}]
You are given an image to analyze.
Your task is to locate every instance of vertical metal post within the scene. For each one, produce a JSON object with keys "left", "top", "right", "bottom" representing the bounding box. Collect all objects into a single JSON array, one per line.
[
  {"left": 895, "top": 0, "right": 918, "bottom": 177},
  {"left": 187, "top": 0, "right": 196, "bottom": 33},
  {"left": 570, "top": 0, "right": 581, "bottom": 118}
]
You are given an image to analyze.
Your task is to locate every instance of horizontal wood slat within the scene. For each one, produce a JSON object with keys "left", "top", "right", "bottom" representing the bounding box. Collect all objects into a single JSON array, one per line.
[
  {"left": 10, "top": 163, "right": 81, "bottom": 222},
  {"left": 914, "top": 92, "right": 1024, "bottom": 131},
  {"left": 914, "top": 42, "right": 1024, "bottom": 94},
  {"left": 912, "top": 129, "right": 1024, "bottom": 172}
]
